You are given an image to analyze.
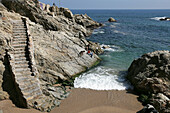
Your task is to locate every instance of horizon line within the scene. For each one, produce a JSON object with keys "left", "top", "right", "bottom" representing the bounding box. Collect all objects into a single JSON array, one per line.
[{"left": 69, "top": 8, "right": 170, "bottom": 10}]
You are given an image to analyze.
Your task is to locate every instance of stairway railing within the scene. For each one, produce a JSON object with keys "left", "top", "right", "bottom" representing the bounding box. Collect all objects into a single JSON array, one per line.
[{"left": 22, "top": 17, "right": 39, "bottom": 77}]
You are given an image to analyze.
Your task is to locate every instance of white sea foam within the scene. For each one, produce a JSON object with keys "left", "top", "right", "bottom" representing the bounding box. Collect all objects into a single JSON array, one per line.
[
  {"left": 113, "top": 30, "right": 127, "bottom": 35},
  {"left": 100, "top": 44, "right": 124, "bottom": 52},
  {"left": 150, "top": 16, "right": 166, "bottom": 21},
  {"left": 92, "top": 29, "right": 105, "bottom": 34},
  {"left": 110, "top": 25, "right": 116, "bottom": 28},
  {"left": 113, "top": 23, "right": 120, "bottom": 25},
  {"left": 74, "top": 66, "right": 133, "bottom": 90}
]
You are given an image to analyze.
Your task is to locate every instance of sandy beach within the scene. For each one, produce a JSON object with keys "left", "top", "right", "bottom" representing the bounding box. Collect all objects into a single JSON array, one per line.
[
  {"left": 0, "top": 88, "right": 143, "bottom": 113},
  {"left": 50, "top": 88, "right": 143, "bottom": 113},
  {"left": 0, "top": 100, "right": 46, "bottom": 113}
]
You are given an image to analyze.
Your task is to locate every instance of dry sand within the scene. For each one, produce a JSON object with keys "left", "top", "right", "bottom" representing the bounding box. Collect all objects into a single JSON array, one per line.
[
  {"left": 50, "top": 88, "right": 143, "bottom": 113},
  {"left": 0, "top": 88, "right": 143, "bottom": 113}
]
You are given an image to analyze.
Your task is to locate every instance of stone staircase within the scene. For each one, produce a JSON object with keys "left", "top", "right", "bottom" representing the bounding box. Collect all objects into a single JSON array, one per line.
[{"left": 10, "top": 19, "right": 45, "bottom": 109}]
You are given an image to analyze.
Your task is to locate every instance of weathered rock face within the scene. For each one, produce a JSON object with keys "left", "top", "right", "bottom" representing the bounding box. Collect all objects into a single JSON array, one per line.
[
  {"left": 1, "top": 0, "right": 102, "bottom": 38},
  {"left": 127, "top": 51, "right": 170, "bottom": 113}
]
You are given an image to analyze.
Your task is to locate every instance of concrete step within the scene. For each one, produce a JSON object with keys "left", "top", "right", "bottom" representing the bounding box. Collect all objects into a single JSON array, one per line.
[
  {"left": 15, "top": 68, "right": 31, "bottom": 72},
  {"left": 13, "top": 37, "right": 27, "bottom": 41},
  {"left": 18, "top": 79, "right": 37, "bottom": 86},
  {"left": 13, "top": 33, "right": 26, "bottom": 35},
  {"left": 13, "top": 29, "right": 26, "bottom": 31},
  {"left": 22, "top": 88, "right": 42, "bottom": 98},
  {"left": 13, "top": 35, "right": 27, "bottom": 37},
  {"left": 21, "top": 84, "right": 40, "bottom": 93},
  {"left": 13, "top": 23, "right": 25, "bottom": 26},
  {"left": 12, "top": 41, "right": 27, "bottom": 45},
  {"left": 13, "top": 43, "right": 27, "bottom": 46},
  {"left": 15, "top": 71, "right": 32, "bottom": 76},
  {"left": 14, "top": 28, "right": 26, "bottom": 30},
  {"left": 12, "top": 51, "right": 26, "bottom": 55},
  {"left": 13, "top": 47, "right": 26, "bottom": 51},
  {"left": 14, "top": 64, "right": 29, "bottom": 68},
  {"left": 13, "top": 31, "right": 27, "bottom": 33},
  {"left": 24, "top": 91, "right": 42, "bottom": 101},
  {"left": 19, "top": 82, "right": 39, "bottom": 90},
  {"left": 14, "top": 53, "right": 29, "bottom": 58},
  {"left": 14, "top": 57, "right": 27, "bottom": 61},
  {"left": 16, "top": 76, "right": 35, "bottom": 82},
  {"left": 13, "top": 26, "right": 25, "bottom": 29},
  {"left": 12, "top": 44, "right": 27, "bottom": 48},
  {"left": 13, "top": 36, "right": 27, "bottom": 39},
  {"left": 13, "top": 51, "right": 28, "bottom": 55}
]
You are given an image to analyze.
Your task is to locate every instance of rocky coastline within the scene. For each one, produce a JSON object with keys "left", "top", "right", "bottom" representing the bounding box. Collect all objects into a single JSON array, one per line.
[
  {"left": 0, "top": 0, "right": 103, "bottom": 111},
  {"left": 0, "top": 1, "right": 169, "bottom": 113}
]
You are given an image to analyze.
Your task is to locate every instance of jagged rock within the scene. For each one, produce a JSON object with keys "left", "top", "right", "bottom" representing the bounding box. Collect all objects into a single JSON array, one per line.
[
  {"left": 127, "top": 51, "right": 170, "bottom": 113},
  {"left": 137, "top": 104, "right": 159, "bottom": 113},
  {"left": 2, "top": 0, "right": 102, "bottom": 37},
  {"left": 63, "top": 8, "right": 73, "bottom": 19},
  {"left": 46, "top": 69, "right": 67, "bottom": 80},
  {"left": 108, "top": 17, "right": 116, "bottom": 22},
  {"left": 151, "top": 93, "right": 170, "bottom": 113},
  {"left": 75, "top": 14, "right": 102, "bottom": 30}
]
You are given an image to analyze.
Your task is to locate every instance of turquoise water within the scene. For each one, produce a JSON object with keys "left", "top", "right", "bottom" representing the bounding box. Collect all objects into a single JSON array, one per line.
[{"left": 73, "top": 10, "right": 170, "bottom": 90}]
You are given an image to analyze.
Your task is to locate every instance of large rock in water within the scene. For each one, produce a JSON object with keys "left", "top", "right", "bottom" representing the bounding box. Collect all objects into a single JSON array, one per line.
[
  {"left": 127, "top": 51, "right": 170, "bottom": 113},
  {"left": 108, "top": 17, "right": 116, "bottom": 22}
]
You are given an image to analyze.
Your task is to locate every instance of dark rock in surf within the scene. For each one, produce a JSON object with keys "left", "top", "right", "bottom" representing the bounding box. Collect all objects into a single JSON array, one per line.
[{"left": 159, "top": 17, "right": 170, "bottom": 21}]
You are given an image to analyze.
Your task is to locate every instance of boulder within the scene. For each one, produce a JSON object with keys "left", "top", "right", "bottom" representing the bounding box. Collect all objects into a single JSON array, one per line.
[
  {"left": 127, "top": 51, "right": 170, "bottom": 113},
  {"left": 63, "top": 8, "right": 73, "bottom": 19},
  {"left": 74, "top": 14, "right": 103, "bottom": 30},
  {"left": 108, "top": 17, "right": 116, "bottom": 22},
  {"left": 160, "top": 17, "right": 170, "bottom": 21},
  {"left": 137, "top": 104, "right": 159, "bottom": 113}
]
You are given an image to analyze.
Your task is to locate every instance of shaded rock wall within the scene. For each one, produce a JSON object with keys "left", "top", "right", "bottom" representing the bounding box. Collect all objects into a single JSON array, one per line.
[{"left": 127, "top": 51, "right": 170, "bottom": 113}]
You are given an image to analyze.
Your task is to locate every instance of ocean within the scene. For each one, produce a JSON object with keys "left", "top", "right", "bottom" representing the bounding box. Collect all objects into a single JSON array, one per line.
[{"left": 72, "top": 10, "right": 170, "bottom": 90}]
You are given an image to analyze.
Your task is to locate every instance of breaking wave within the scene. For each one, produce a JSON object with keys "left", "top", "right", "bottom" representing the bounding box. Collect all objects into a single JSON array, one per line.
[
  {"left": 100, "top": 44, "right": 124, "bottom": 52},
  {"left": 92, "top": 29, "right": 105, "bottom": 34},
  {"left": 74, "top": 66, "right": 133, "bottom": 90},
  {"left": 150, "top": 16, "right": 167, "bottom": 21}
]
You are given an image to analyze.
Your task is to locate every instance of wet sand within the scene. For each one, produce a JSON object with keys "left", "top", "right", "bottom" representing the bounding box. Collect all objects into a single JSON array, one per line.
[
  {"left": 0, "top": 88, "right": 143, "bottom": 113},
  {"left": 50, "top": 88, "right": 143, "bottom": 113}
]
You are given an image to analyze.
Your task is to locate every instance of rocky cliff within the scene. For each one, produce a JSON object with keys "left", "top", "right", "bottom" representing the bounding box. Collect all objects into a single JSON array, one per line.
[
  {"left": 127, "top": 51, "right": 170, "bottom": 113},
  {"left": 0, "top": 0, "right": 103, "bottom": 111}
]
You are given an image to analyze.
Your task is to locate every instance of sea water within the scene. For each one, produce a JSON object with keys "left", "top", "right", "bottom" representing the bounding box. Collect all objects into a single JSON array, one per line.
[{"left": 72, "top": 10, "right": 170, "bottom": 90}]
